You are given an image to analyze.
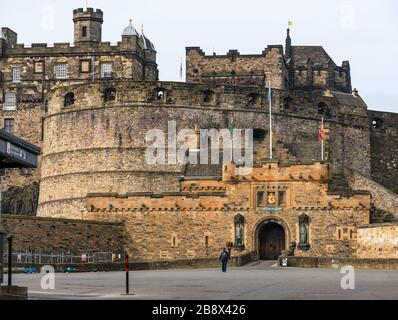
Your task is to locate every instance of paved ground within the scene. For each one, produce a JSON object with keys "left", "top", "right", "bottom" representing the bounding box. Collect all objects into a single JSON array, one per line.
[{"left": 11, "top": 261, "right": 398, "bottom": 300}]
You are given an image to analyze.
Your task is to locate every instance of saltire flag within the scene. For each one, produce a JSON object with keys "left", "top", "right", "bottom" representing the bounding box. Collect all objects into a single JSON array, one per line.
[{"left": 319, "top": 118, "right": 325, "bottom": 141}]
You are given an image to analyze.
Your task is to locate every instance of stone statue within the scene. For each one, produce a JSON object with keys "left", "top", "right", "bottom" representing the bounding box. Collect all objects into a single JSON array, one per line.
[
  {"left": 235, "top": 223, "right": 243, "bottom": 246},
  {"left": 299, "top": 223, "right": 308, "bottom": 245}
]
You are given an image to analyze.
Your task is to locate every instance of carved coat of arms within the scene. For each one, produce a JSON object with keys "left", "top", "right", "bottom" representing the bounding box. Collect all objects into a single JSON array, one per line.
[{"left": 267, "top": 192, "right": 276, "bottom": 205}]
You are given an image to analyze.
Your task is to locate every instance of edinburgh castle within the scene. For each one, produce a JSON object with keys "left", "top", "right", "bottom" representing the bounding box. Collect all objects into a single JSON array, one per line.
[{"left": 0, "top": 7, "right": 397, "bottom": 264}]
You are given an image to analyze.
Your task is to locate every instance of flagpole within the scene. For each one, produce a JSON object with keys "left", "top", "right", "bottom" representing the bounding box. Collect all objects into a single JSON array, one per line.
[
  {"left": 321, "top": 117, "right": 324, "bottom": 161},
  {"left": 269, "top": 81, "right": 273, "bottom": 159}
]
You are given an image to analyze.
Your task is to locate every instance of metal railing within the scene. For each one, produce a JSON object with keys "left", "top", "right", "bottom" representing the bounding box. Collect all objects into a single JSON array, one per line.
[{"left": 2, "top": 251, "right": 123, "bottom": 265}]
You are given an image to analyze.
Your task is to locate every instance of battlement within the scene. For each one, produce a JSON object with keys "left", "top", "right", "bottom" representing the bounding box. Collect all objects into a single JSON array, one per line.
[
  {"left": 186, "top": 45, "right": 286, "bottom": 88},
  {"left": 73, "top": 8, "right": 104, "bottom": 21},
  {"left": 2, "top": 40, "right": 153, "bottom": 58},
  {"left": 186, "top": 45, "right": 283, "bottom": 58},
  {"left": 44, "top": 80, "right": 369, "bottom": 126}
]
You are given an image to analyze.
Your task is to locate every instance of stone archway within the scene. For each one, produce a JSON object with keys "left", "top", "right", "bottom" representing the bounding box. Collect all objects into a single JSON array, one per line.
[{"left": 253, "top": 217, "right": 290, "bottom": 260}]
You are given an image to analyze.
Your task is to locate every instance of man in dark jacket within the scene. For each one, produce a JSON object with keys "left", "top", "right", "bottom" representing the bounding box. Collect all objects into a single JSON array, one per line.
[{"left": 219, "top": 248, "right": 230, "bottom": 273}]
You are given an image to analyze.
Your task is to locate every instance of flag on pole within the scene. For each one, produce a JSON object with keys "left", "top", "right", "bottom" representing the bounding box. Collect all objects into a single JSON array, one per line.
[
  {"left": 180, "top": 57, "right": 183, "bottom": 79},
  {"left": 319, "top": 117, "right": 325, "bottom": 161},
  {"left": 319, "top": 118, "right": 325, "bottom": 141},
  {"left": 268, "top": 81, "right": 273, "bottom": 159},
  {"left": 229, "top": 117, "right": 234, "bottom": 136}
]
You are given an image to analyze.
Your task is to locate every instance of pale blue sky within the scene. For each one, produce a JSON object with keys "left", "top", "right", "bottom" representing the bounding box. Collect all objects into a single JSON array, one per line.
[{"left": 1, "top": 0, "right": 397, "bottom": 112}]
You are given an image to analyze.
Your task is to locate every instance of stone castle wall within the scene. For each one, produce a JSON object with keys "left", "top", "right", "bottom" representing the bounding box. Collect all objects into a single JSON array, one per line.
[
  {"left": 344, "top": 167, "right": 398, "bottom": 223},
  {"left": 357, "top": 224, "right": 398, "bottom": 259},
  {"left": 86, "top": 162, "right": 370, "bottom": 261},
  {"left": 38, "top": 81, "right": 373, "bottom": 219},
  {"left": 0, "top": 9, "right": 158, "bottom": 216},
  {"left": 186, "top": 46, "right": 288, "bottom": 88},
  {"left": 368, "top": 110, "right": 398, "bottom": 195},
  {"left": 0, "top": 214, "right": 125, "bottom": 254}
]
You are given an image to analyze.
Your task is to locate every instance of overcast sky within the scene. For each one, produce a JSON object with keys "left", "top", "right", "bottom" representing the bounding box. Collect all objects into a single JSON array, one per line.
[{"left": 1, "top": 0, "right": 397, "bottom": 112}]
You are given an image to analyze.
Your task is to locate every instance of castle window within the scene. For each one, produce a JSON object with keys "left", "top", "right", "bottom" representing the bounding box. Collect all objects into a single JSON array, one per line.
[
  {"left": 82, "top": 26, "right": 87, "bottom": 38},
  {"left": 64, "top": 92, "right": 75, "bottom": 107},
  {"left": 205, "top": 236, "right": 209, "bottom": 248},
  {"left": 247, "top": 93, "right": 258, "bottom": 106},
  {"left": 335, "top": 227, "right": 356, "bottom": 240},
  {"left": 283, "top": 96, "right": 293, "bottom": 110},
  {"left": 4, "top": 118, "right": 15, "bottom": 134},
  {"left": 80, "top": 60, "right": 91, "bottom": 73},
  {"left": 101, "top": 63, "right": 113, "bottom": 79},
  {"left": 203, "top": 90, "right": 214, "bottom": 103},
  {"left": 4, "top": 92, "right": 16, "bottom": 111},
  {"left": 12, "top": 67, "right": 21, "bottom": 83},
  {"left": 34, "top": 61, "right": 44, "bottom": 74},
  {"left": 55, "top": 64, "right": 68, "bottom": 79},
  {"left": 318, "top": 102, "right": 331, "bottom": 117},
  {"left": 278, "top": 191, "right": 286, "bottom": 206},
  {"left": 253, "top": 129, "right": 265, "bottom": 141},
  {"left": 155, "top": 88, "right": 166, "bottom": 101},
  {"left": 257, "top": 191, "right": 264, "bottom": 207},
  {"left": 104, "top": 88, "right": 116, "bottom": 102},
  {"left": 372, "top": 118, "right": 383, "bottom": 129}
]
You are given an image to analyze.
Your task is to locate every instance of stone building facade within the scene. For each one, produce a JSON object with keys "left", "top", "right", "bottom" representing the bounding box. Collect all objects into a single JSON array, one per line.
[
  {"left": 186, "top": 29, "right": 351, "bottom": 93},
  {"left": 0, "top": 7, "right": 397, "bottom": 262},
  {"left": 86, "top": 162, "right": 370, "bottom": 261},
  {"left": 0, "top": 8, "right": 157, "bottom": 215}
]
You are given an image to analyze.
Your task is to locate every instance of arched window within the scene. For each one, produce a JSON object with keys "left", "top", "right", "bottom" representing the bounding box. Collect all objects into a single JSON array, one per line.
[
  {"left": 318, "top": 102, "right": 332, "bottom": 118},
  {"left": 103, "top": 88, "right": 116, "bottom": 102},
  {"left": 283, "top": 96, "right": 293, "bottom": 110},
  {"left": 253, "top": 128, "right": 266, "bottom": 141},
  {"left": 203, "top": 90, "right": 214, "bottom": 103},
  {"left": 372, "top": 118, "right": 383, "bottom": 129},
  {"left": 298, "top": 213, "right": 310, "bottom": 250},
  {"left": 64, "top": 92, "right": 75, "bottom": 107},
  {"left": 234, "top": 214, "right": 245, "bottom": 247},
  {"left": 154, "top": 88, "right": 166, "bottom": 101},
  {"left": 247, "top": 93, "right": 258, "bottom": 106}
]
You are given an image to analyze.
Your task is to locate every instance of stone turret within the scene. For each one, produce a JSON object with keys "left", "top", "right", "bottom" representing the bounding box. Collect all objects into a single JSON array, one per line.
[{"left": 73, "top": 8, "right": 103, "bottom": 45}]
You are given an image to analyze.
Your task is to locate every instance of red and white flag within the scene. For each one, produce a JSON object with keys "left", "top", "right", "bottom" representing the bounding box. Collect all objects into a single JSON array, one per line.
[{"left": 319, "top": 118, "right": 325, "bottom": 141}]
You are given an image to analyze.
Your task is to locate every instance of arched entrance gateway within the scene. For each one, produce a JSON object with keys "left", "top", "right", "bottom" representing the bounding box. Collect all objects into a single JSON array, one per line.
[{"left": 255, "top": 219, "right": 287, "bottom": 260}]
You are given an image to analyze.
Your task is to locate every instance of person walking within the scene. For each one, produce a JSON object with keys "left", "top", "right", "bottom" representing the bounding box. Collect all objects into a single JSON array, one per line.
[{"left": 219, "top": 248, "right": 230, "bottom": 273}]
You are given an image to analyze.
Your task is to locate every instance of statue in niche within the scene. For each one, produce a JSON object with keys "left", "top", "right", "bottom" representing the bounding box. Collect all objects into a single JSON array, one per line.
[
  {"left": 234, "top": 214, "right": 245, "bottom": 247},
  {"left": 298, "top": 213, "right": 310, "bottom": 250},
  {"left": 236, "top": 223, "right": 243, "bottom": 246},
  {"left": 299, "top": 223, "right": 308, "bottom": 245}
]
